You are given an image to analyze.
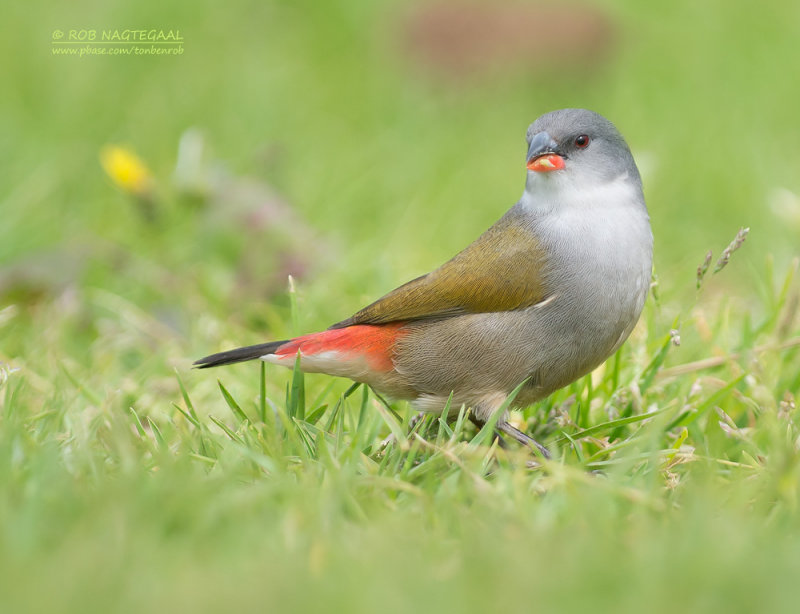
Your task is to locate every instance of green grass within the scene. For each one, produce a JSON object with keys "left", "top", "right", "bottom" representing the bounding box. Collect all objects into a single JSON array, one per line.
[{"left": 2, "top": 0, "right": 800, "bottom": 612}]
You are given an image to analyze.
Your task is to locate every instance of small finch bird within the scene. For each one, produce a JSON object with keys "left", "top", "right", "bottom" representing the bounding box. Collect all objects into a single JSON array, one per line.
[{"left": 196, "top": 109, "right": 653, "bottom": 457}]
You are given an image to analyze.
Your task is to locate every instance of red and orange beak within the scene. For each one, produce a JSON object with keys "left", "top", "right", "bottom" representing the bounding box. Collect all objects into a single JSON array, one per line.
[
  {"left": 527, "top": 154, "right": 565, "bottom": 173},
  {"left": 526, "top": 131, "right": 565, "bottom": 173}
]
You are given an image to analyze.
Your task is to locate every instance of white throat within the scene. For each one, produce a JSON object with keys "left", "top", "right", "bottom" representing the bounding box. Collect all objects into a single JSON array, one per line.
[{"left": 519, "top": 171, "right": 641, "bottom": 215}]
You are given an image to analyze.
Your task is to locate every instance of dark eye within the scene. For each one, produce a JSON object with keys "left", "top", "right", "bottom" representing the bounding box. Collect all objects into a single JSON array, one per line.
[{"left": 574, "top": 134, "right": 590, "bottom": 148}]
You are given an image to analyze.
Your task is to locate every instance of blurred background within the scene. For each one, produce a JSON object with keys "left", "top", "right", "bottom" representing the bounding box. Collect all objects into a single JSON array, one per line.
[{"left": 3, "top": 0, "right": 799, "bottom": 359}]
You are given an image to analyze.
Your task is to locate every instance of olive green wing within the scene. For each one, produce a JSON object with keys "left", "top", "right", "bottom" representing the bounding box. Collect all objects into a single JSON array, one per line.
[{"left": 330, "top": 212, "right": 549, "bottom": 328}]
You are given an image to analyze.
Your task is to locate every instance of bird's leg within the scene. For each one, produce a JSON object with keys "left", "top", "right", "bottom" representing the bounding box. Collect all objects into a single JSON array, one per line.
[
  {"left": 497, "top": 421, "right": 550, "bottom": 459},
  {"left": 378, "top": 411, "right": 427, "bottom": 451},
  {"left": 469, "top": 414, "right": 549, "bottom": 457},
  {"left": 468, "top": 414, "right": 510, "bottom": 449},
  {"left": 408, "top": 411, "right": 425, "bottom": 432}
]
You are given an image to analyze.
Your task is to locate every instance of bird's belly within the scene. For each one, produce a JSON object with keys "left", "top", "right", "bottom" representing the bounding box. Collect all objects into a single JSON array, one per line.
[{"left": 394, "top": 271, "right": 648, "bottom": 410}]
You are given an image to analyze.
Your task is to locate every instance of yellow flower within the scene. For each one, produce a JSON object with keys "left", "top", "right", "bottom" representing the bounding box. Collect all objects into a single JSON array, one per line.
[{"left": 100, "top": 145, "right": 153, "bottom": 196}]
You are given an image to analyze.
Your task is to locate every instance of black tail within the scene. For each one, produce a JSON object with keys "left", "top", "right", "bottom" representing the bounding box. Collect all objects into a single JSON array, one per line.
[{"left": 193, "top": 340, "right": 287, "bottom": 369}]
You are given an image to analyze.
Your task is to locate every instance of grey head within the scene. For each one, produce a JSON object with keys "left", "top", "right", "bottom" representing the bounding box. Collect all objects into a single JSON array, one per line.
[{"left": 524, "top": 108, "right": 643, "bottom": 196}]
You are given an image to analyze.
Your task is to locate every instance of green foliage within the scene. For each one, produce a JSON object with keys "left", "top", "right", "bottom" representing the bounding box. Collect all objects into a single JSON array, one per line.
[{"left": 2, "top": 252, "right": 800, "bottom": 612}]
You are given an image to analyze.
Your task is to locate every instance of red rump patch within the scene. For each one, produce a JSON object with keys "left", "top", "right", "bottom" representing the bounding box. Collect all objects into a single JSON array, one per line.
[{"left": 273, "top": 323, "right": 407, "bottom": 372}]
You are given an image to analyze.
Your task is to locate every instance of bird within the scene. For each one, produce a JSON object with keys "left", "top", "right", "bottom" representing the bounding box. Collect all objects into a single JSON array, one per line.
[{"left": 195, "top": 108, "right": 653, "bottom": 457}]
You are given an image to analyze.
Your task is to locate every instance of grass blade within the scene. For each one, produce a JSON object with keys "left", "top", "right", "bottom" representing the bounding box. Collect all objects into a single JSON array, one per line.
[
  {"left": 288, "top": 353, "right": 305, "bottom": 421},
  {"left": 555, "top": 406, "right": 672, "bottom": 444},
  {"left": 218, "top": 380, "right": 250, "bottom": 424},
  {"left": 259, "top": 361, "right": 267, "bottom": 423},
  {"left": 175, "top": 368, "right": 200, "bottom": 425}
]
